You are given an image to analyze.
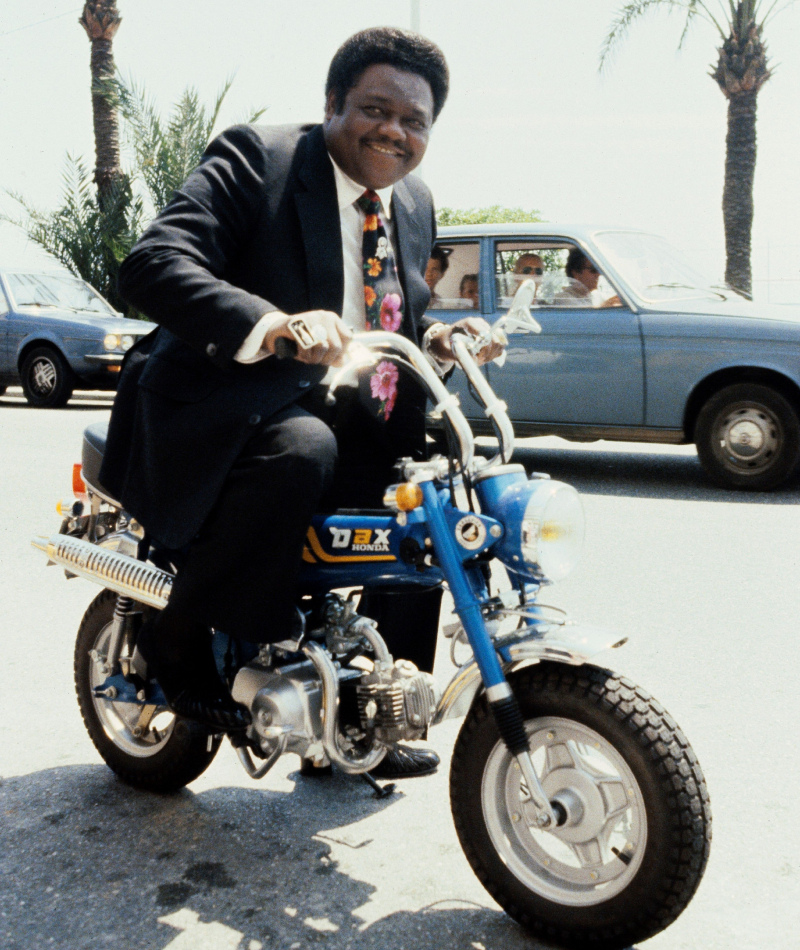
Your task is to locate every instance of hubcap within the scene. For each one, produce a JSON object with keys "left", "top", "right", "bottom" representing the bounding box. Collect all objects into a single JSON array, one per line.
[
  {"left": 716, "top": 404, "right": 779, "bottom": 473},
  {"left": 481, "top": 716, "right": 646, "bottom": 906},
  {"left": 30, "top": 357, "right": 57, "bottom": 395},
  {"left": 89, "top": 623, "right": 175, "bottom": 757}
]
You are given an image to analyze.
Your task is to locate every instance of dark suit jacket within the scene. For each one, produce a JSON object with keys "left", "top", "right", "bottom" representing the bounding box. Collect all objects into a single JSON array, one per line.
[{"left": 100, "top": 123, "right": 437, "bottom": 548}]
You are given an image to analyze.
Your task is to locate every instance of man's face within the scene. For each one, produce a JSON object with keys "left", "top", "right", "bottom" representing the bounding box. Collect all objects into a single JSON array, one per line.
[
  {"left": 514, "top": 254, "right": 544, "bottom": 278},
  {"left": 323, "top": 64, "right": 434, "bottom": 190},
  {"left": 425, "top": 257, "right": 444, "bottom": 291},
  {"left": 460, "top": 278, "right": 479, "bottom": 309},
  {"left": 574, "top": 261, "right": 600, "bottom": 292}
]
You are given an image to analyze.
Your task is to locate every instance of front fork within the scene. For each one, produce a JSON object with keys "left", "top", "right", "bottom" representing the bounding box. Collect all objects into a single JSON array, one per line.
[{"left": 420, "top": 481, "right": 557, "bottom": 828}]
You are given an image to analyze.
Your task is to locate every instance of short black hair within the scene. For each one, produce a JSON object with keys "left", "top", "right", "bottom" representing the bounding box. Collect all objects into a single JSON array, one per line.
[
  {"left": 430, "top": 245, "right": 450, "bottom": 274},
  {"left": 460, "top": 273, "right": 478, "bottom": 293},
  {"left": 566, "top": 248, "right": 590, "bottom": 278},
  {"left": 326, "top": 27, "right": 449, "bottom": 120}
]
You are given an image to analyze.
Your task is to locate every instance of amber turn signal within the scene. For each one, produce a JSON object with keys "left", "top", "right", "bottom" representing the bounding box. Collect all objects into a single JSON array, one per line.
[{"left": 395, "top": 482, "right": 424, "bottom": 511}]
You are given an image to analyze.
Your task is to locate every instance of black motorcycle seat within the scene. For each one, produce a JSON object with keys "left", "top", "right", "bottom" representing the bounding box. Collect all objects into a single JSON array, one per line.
[{"left": 82, "top": 421, "right": 115, "bottom": 499}]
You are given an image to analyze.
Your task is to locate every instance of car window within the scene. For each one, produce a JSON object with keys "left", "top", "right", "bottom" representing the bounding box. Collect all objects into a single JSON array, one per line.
[
  {"left": 494, "top": 242, "right": 622, "bottom": 310},
  {"left": 0, "top": 285, "right": 8, "bottom": 316},
  {"left": 6, "top": 273, "right": 116, "bottom": 315},
  {"left": 426, "top": 242, "right": 481, "bottom": 311}
]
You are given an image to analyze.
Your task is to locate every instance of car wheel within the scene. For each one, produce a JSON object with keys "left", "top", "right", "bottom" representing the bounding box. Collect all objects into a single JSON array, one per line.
[
  {"left": 20, "top": 346, "right": 75, "bottom": 408},
  {"left": 695, "top": 383, "right": 800, "bottom": 490}
]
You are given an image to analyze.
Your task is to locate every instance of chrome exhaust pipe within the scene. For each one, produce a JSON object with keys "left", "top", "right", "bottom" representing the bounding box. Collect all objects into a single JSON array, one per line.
[{"left": 31, "top": 534, "right": 173, "bottom": 609}]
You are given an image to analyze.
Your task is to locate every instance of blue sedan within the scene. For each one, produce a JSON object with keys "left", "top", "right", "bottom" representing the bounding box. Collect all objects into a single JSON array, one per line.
[
  {"left": 427, "top": 225, "right": 800, "bottom": 490},
  {"left": 0, "top": 270, "right": 154, "bottom": 407}
]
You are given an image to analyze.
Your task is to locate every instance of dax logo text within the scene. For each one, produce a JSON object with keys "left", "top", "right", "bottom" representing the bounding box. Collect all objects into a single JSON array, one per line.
[{"left": 329, "top": 527, "right": 392, "bottom": 552}]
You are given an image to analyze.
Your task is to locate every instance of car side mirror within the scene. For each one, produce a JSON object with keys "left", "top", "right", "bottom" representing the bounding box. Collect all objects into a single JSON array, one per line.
[{"left": 493, "top": 279, "right": 542, "bottom": 337}]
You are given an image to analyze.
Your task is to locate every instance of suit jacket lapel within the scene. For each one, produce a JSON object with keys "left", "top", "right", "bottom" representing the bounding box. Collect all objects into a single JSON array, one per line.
[
  {"left": 295, "top": 126, "right": 345, "bottom": 314},
  {"left": 392, "top": 179, "right": 426, "bottom": 342}
]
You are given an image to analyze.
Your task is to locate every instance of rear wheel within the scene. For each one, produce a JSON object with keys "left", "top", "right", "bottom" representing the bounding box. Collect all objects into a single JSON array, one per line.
[
  {"left": 695, "top": 383, "right": 800, "bottom": 490},
  {"left": 74, "top": 589, "right": 221, "bottom": 793},
  {"left": 20, "top": 345, "right": 75, "bottom": 407},
  {"left": 450, "top": 663, "right": 711, "bottom": 950}
]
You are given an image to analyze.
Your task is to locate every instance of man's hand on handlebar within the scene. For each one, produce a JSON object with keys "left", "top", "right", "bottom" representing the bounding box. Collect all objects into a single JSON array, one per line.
[
  {"left": 428, "top": 317, "right": 506, "bottom": 367},
  {"left": 263, "top": 311, "right": 353, "bottom": 365}
]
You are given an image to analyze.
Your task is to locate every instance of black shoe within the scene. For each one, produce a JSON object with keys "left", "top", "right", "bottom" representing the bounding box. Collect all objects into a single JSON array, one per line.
[
  {"left": 370, "top": 745, "right": 439, "bottom": 779},
  {"left": 299, "top": 757, "right": 333, "bottom": 777},
  {"left": 137, "top": 614, "right": 251, "bottom": 734}
]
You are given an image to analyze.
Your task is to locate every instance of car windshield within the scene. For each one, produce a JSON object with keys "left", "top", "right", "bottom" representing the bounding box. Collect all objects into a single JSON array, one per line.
[
  {"left": 7, "top": 273, "right": 116, "bottom": 315},
  {"left": 593, "top": 231, "right": 727, "bottom": 303}
]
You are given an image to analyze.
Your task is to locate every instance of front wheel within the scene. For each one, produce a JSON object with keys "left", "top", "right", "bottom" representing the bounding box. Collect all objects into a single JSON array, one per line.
[
  {"left": 450, "top": 663, "right": 711, "bottom": 950},
  {"left": 20, "top": 345, "right": 75, "bottom": 407},
  {"left": 74, "top": 589, "right": 221, "bottom": 793}
]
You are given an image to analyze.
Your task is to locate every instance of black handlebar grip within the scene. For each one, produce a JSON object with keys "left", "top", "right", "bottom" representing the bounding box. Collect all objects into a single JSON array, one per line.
[{"left": 274, "top": 337, "right": 298, "bottom": 359}]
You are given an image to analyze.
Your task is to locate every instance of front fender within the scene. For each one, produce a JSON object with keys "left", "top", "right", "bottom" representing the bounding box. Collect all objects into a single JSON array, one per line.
[{"left": 432, "top": 623, "right": 628, "bottom": 725}]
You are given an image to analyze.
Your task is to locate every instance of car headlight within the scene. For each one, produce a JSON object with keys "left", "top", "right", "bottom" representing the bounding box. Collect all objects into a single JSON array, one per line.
[
  {"left": 120, "top": 334, "right": 134, "bottom": 351},
  {"left": 104, "top": 333, "right": 120, "bottom": 351},
  {"left": 520, "top": 481, "right": 584, "bottom": 582}
]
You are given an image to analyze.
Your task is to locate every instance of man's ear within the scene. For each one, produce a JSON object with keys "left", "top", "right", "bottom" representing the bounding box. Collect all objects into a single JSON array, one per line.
[{"left": 323, "top": 90, "right": 338, "bottom": 120}]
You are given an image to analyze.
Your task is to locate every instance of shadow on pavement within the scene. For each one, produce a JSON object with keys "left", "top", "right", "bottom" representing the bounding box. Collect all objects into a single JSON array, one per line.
[
  {"left": 505, "top": 443, "right": 800, "bottom": 504},
  {"left": 0, "top": 765, "right": 602, "bottom": 950},
  {"left": 0, "top": 389, "right": 114, "bottom": 413}
]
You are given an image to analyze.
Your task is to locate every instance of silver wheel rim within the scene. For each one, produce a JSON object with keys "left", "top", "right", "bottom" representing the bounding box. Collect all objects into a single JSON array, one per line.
[
  {"left": 89, "top": 622, "right": 175, "bottom": 758},
  {"left": 29, "top": 356, "right": 58, "bottom": 396},
  {"left": 714, "top": 402, "right": 781, "bottom": 475},
  {"left": 481, "top": 716, "right": 647, "bottom": 906}
]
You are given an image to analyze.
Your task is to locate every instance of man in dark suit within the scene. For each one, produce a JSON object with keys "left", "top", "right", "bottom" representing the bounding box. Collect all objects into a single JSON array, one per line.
[{"left": 101, "top": 28, "right": 501, "bottom": 777}]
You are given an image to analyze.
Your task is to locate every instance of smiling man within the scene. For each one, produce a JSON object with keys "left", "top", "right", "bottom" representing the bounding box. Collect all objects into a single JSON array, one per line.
[{"left": 101, "top": 28, "right": 500, "bottom": 778}]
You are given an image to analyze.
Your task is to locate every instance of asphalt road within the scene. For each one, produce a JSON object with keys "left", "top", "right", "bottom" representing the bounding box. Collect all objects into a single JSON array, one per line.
[{"left": 1, "top": 386, "right": 798, "bottom": 950}]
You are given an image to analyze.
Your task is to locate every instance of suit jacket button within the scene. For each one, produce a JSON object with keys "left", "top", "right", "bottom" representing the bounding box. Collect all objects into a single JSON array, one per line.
[
  {"left": 249, "top": 414, "right": 261, "bottom": 426},
  {"left": 206, "top": 343, "right": 217, "bottom": 357},
  {"left": 298, "top": 380, "right": 311, "bottom": 388}
]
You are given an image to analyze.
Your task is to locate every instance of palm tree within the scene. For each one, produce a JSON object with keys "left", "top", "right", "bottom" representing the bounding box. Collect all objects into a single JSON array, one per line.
[
  {"left": 601, "top": 1, "right": 795, "bottom": 298},
  {"left": 3, "top": 79, "right": 263, "bottom": 315},
  {"left": 79, "top": 1, "right": 124, "bottom": 206},
  {"left": 111, "top": 76, "right": 266, "bottom": 213}
]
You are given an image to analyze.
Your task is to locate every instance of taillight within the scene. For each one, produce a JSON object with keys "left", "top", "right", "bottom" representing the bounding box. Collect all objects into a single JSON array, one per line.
[{"left": 73, "top": 463, "right": 87, "bottom": 496}]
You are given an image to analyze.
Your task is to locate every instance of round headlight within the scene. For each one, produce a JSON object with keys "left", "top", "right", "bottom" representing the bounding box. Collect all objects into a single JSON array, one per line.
[
  {"left": 120, "top": 334, "right": 134, "bottom": 351},
  {"left": 520, "top": 481, "right": 584, "bottom": 582},
  {"left": 103, "top": 333, "right": 120, "bottom": 351}
]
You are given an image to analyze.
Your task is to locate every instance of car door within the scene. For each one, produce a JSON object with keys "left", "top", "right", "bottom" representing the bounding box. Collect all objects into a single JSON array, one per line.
[
  {"left": 0, "top": 277, "right": 11, "bottom": 376},
  {"left": 422, "top": 238, "right": 486, "bottom": 418},
  {"left": 485, "top": 239, "right": 646, "bottom": 429}
]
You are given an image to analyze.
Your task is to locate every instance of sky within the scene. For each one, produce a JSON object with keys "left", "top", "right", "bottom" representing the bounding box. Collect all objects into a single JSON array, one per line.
[{"left": 1, "top": 0, "right": 799, "bottom": 300}]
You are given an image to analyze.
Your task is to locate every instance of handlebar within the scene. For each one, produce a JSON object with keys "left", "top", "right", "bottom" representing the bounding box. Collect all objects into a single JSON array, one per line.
[{"left": 273, "top": 279, "right": 542, "bottom": 477}]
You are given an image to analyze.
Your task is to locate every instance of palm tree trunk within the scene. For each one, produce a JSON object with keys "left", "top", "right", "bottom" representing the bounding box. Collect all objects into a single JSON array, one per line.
[
  {"left": 89, "top": 37, "right": 122, "bottom": 204},
  {"left": 80, "top": 2, "right": 123, "bottom": 210},
  {"left": 722, "top": 91, "right": 757, "bottom": 298}
]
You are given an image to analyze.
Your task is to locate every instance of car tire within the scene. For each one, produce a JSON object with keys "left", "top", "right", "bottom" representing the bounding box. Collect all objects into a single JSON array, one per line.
[
  {"left": 695, "top": 383, "right": 800, "bottom": 490},
  {"left": 20, "top": 346, "right": 75, "bottom": 408}
]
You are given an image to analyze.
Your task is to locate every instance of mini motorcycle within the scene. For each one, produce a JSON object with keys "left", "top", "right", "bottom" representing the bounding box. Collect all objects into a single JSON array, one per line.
[{"left": 33, "top": 282, "right": 711, "bottom": 949}]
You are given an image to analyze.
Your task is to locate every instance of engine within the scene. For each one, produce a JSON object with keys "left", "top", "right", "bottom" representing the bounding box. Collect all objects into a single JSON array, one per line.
[
  {"left": 230, "top": 597, "right": 440, "bottom": 766},
  {"left": 356, "top": 660, "right": 438, "bottom": 743}
]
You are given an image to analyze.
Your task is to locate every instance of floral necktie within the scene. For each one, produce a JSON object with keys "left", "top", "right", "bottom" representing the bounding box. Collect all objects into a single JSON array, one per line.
[{"left": 356, "top": 189, "right": 404, "bottom": 419}]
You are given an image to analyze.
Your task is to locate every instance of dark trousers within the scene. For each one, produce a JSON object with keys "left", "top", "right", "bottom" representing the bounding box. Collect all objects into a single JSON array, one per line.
[{"left": 164, "top": 382, "right": 442, "bottom": 673}]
